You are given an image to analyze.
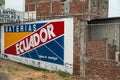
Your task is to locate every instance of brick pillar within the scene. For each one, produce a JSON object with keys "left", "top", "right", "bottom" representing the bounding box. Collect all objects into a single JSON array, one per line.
[{"left": 73, "top": 19, "right": 87, "bottom": 79}]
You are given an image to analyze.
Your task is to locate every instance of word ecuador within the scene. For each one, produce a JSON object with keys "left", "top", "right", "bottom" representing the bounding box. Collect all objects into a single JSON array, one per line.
[
  {"left": 16, "top": 24, "right": 55, "bottom": 55},
  {"left": 4, "top": 22, "right": 64, "bottom": 55}
]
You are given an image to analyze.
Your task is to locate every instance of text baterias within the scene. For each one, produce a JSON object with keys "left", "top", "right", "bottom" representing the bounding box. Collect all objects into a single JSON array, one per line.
[{"left": 4, "top": 24, "right": 37, "bottom": 32}]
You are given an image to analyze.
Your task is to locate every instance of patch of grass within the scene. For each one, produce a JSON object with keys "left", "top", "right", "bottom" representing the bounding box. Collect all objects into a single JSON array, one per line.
[
  {"left": 7, "top": 66, "right": 12, "bottom": 72},
  {"left": 13, "top": 67, "right": 20, "bottom": 71},
  {"left": 6, "top": 65, "right": 20, "bottom": 72},
  {"left": 15, "top": 62, "right": 48, "bottom": 72},
  {"left": 57, "top": 71, "right": 69, "bottom": 78},
  {"left": 0, "top": 59, "right": 1, "bottom": 67}
]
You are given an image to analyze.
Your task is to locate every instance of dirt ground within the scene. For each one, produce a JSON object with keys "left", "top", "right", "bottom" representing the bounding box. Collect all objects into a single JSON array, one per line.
[{"left": 0, "top": 59, "right": 78, "bottom": 80}]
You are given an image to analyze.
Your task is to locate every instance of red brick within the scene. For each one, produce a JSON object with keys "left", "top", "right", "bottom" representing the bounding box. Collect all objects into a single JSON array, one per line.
[{"left": 25, "top": 0, "right": 108, "bottom": 19}]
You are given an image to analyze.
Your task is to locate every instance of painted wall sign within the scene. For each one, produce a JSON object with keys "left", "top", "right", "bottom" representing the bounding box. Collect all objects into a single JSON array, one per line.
[{"left": 1, "top": 18, "right": 73, "bottom": 74}]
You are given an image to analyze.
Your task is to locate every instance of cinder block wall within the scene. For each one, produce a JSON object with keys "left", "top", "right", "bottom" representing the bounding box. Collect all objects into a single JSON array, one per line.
[{"left": 89, "top": 25, "right": 119, "bottom": 51}]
